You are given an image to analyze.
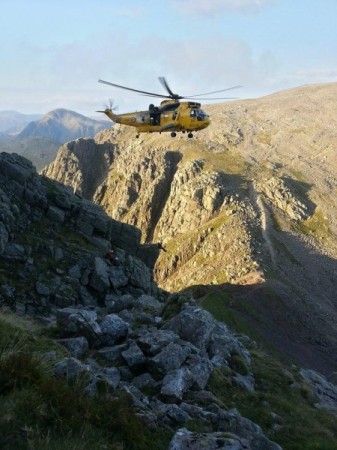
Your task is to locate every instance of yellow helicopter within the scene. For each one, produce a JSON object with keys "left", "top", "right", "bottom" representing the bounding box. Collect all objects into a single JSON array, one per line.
[{"left": 98, "top": 77, "right": 240, "bottom": 138}]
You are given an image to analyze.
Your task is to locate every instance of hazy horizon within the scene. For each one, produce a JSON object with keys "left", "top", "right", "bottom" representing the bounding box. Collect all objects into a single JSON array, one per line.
[{"left": 1, "top": 0, "right": 336, "bottom": 116}]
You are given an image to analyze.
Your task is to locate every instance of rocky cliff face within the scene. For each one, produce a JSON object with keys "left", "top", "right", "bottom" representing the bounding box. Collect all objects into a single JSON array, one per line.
[
  {"left": 0, "top": 151, "right": 290, "bottom": 449},
  {"left": 43, "top": 137, "right": 114, "bottom": 199},
  {"left": 42, "top": 132, "right": 260, "bottom": 287},
  {"left": 42, "top": 83, "right": 337, "bottom": 377}
]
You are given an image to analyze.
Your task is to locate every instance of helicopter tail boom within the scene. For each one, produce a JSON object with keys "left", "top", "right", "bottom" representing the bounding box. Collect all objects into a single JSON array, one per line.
[{"left": 96, "top": 108, "right": 119, "bottom": 123}]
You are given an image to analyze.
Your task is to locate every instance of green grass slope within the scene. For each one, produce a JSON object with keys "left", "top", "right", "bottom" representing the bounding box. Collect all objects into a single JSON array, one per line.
[{"left": 0, "top": 310, "right": 171, "bottom": 450}]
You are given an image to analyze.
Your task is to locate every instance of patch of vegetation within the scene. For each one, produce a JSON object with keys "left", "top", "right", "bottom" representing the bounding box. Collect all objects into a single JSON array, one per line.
[
  {"left": 56, "top": 226, "right": 97, "bottom": 250},
  {"left": 161, "top": 293, "right": 192, "bottom": 321},
  {"left": 291, "top": 127, "right": 307, "bottom": 134},
  {"left": 199, "top": 291, "right": 233, "bottom": 323},
  {"left": 257, "top": 132, "right": 272, "bottom": 145},
  {"left": 181, "top": 146, "right": 249, "bottom": 176},
  {"left": 209, "top": 350, "right": 337, "bottom": 450},
  {"left": 0, "top": 259, "right": 36, "bottom": 309},
  {"left": 0, "top": 311, "right": 171, "bottom": 450},
  {"left": 0, "top": 311, "right": 67, "bottom": 357},
  {"left": 294, "top": 208, "right": 331, "bottom": 242},
  {"left": 199, "top": 291, "right": 264, "bottom": 340},
  {"left": 162, "top": 213, "right": 229, "bottom": 260},
  {"left": 109, "top": 171, "right": 125, "bottom": 183},
  {"left": 288, "top": 168, "right": 307, "bottom": 183},
  {"left": 198, "top": 291, "right": 337, "bottom": 449},
  {"left": 184, "top": 418, "right": 211, "bottom": 433},
  {"left": 228, "top": 352, "right": 249, "bottom": 375},
  {"left": 212, "top": 271, "right": 229, "bottom": 284}
]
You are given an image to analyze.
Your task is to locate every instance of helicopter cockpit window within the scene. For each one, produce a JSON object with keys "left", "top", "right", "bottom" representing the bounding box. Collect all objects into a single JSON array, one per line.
[
  {"left": 196, "top": 109, "right": 207, "bottom": 121},
  {"left": 190, "top": 109, "right": 196, "bottom": 117}
]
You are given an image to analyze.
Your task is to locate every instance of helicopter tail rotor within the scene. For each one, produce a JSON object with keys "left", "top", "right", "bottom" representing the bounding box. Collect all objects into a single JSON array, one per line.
[
  {"left": 105, "top": 99, "right": 118, "bottom": 111},
  {"left": 96, "top": 99, "right": 118, "bottom": 113}
]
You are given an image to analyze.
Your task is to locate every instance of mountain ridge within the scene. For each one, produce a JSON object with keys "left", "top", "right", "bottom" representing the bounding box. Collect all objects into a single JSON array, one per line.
[
  {"left": 0, "top": 110, "right": 42, "bottom": 135},
  {"left": 17, "top": 107, "right": 110, "bottom": 142},
  {"left": 0, "top": 108, "right": 110, "bottom": 171}
]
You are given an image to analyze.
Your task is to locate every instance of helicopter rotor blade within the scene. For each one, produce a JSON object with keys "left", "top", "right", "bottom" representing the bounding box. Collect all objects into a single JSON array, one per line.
[
  {"left": 98, "top": 78, "right": 241, "bottom": 102},
  {"left": 183, "top": 96, "right": 239, "bottom": 100},
  {"left": 158, "top": 77, "right": 180, "bottom": 98},
  {"left": 98, "top": 79, "right": 172, "bottom": 99},
  {"left": 183, "top": 85, "right": 242, "bottom": 98},
  {"left": 140, "top": 93, "right": 177, "bottom": 99}
]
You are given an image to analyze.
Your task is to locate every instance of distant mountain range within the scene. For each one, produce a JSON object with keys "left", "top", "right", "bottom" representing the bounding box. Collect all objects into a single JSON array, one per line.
[
  {"left": 0, "top": 110, "right": 42, "bottom": 136},
  {"left": 0, "top": 109, "right": 110, "bottom": 171}
]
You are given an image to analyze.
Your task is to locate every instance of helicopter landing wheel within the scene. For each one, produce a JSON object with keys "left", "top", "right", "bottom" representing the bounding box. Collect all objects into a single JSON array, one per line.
[
  {"left": 188, "top": 132, "right": 193, "bottom": 138},
  {"left": 171, "top": 132, "right": 177, "bottom": 138},
  {"left": 135, "top": 134, "right": 140, "bottom": 138}
]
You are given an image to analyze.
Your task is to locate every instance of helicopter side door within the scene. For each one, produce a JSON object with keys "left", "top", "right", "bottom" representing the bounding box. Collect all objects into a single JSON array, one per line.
[
  {"left": 189, "top": 109, "right": 197, "bottom": 127},
  {"left": 149, "top": 105, "right": 161, "bottom": 126},
  {"left": 136, "top": 111, "right": 151, "bottom": 124},
  {"left": 159, "top": 103, "right": 180, "bottom": 129}
]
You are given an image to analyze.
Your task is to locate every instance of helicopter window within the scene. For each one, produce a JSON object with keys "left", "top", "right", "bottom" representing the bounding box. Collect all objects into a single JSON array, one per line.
[
  {"left": 196, "top": 109, "right": 207, "bottom": 121},
  {"left": 190, "top": 109, "right": 196, "bottom": 117},
  {"left": 160, "top": 103, "right": 179, "bottom": 113}
]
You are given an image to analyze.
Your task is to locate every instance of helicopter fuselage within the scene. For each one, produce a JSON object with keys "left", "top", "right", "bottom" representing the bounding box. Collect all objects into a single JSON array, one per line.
[{"left": 103, "top": 100, "right": 210, "bottom": 135}]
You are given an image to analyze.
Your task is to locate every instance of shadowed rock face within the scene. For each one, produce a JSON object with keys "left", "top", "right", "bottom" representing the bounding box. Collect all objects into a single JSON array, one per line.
[
  {"left": 41, "top": 83, "right": 337, "bottom": 375},
  {"left": 3, "top": 151, "right": 337, "bottom": 450},
  {"left": 0, "top": 151, "right": 285, "bottom": 449}
]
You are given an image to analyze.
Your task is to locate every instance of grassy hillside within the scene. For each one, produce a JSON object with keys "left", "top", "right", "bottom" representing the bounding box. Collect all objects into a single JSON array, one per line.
[
  {"left": 0, "top": 310, "right": 171, "bottom": 450},
  {"left": 198, "top": 291, "right": 337, "bottom": 450}
]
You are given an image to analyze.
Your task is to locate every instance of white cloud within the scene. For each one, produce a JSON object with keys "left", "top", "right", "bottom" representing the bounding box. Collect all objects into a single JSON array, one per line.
[
  {"left": 170, "top": 0, "right": 274, "bottom": 16},
  {"left": 3, "top": 29, "right": 335, "bottom": 115},
  {"left": 0, "top": 35, "right": 277, "bottom": 113}
]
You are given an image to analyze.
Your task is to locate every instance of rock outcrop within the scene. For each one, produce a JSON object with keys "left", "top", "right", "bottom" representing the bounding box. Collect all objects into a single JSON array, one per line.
[
  {"left": 42, "top": 138, "right": 114, "bottom": 199},
  {"left": 0, "top": 151, "right": 284, "bottom": 449},
  {"left": 43, "top": 134, "right": 260, "bottom": 288},
  {"left": 254, "top": 177, "right": 309, "bottom": 222},
  {"left": 300, "top": 369, "right": 337, "bottom": 413}
]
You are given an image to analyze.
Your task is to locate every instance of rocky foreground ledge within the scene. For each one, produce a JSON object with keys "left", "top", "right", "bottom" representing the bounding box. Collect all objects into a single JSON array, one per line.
[{"left": 1, "top": 152, "right": 337, "bottom": 449}]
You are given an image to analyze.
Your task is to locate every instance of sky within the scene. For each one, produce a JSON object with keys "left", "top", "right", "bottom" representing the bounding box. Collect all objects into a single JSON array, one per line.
[{"left": 1, "top": 0, "right": 336, "bottom": 115}]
